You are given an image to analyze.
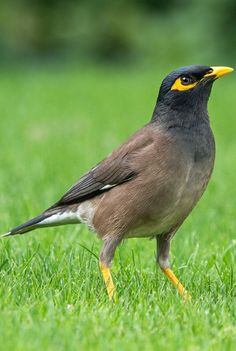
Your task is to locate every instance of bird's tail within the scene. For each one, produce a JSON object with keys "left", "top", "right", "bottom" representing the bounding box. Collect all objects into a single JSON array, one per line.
[
  {"left": 2, "top": 212, "right": 54, "bottom": 237},
  {"left": 2, "top": 206, "right": 79, "bottom": 237}
]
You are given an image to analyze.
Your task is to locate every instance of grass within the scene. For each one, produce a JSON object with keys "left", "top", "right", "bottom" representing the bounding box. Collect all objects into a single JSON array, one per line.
[{"left": 0, "top": 63, "right": 235, "bottom": 351}]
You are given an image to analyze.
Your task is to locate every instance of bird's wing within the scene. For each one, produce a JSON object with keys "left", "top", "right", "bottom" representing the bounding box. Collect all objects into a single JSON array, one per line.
[
  {"left": 54, "top": 155, "right": 136, "bottom": 206},
  {"left": 51, "top": 127, "right": 154, "bottom": 208}
]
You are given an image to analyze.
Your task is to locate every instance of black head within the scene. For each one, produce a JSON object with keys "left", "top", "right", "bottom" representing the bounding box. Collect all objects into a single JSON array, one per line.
[{"left": 152, "top": 65, "right": 233, "bottom": 125}]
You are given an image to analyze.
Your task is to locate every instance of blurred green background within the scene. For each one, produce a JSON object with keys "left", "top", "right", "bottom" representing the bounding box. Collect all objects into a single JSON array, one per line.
[
  {"left": 0, "top": 2, "right": 236, "bottom": 351},
  {"left": 1, "top": 0, "right": 236, "bottom": 65}
]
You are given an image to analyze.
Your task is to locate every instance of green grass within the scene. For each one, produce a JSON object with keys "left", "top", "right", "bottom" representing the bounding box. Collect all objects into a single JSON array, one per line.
[{"left": 0, "top": 63, "right": 235, "bottom": 351}]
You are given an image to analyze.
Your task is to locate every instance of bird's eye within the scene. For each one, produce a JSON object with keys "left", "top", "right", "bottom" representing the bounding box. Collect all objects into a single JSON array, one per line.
[
  {"left": 181, "top": 76, "right": 192, "bottom": 85},
  {"left": 207, "top": 68, "right": 213, "bottom": 74}
]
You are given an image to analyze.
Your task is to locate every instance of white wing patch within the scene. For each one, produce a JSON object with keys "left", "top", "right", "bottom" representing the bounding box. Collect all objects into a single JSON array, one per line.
[
  {"left": 100, "top": 184, "right": 116, "bottom": 190},
  {"left": 39, "top": 200, "right": 96, "bottom": 231}
]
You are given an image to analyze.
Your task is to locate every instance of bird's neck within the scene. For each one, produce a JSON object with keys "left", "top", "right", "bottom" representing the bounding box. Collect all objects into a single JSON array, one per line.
[
  {"left": 151, "top": 100, "right": 210, "bottom": 129},
  {"left": 151, "top": 85, "right": 212, "bottom": 129}
]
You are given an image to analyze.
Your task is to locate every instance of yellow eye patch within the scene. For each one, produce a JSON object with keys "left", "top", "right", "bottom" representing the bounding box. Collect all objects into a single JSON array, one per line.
[{"left": 171, "top": 77, "right": 198, "bottom": 91}]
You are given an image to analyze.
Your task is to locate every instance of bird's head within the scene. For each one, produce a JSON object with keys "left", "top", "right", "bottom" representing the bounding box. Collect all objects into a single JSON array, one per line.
[{"left": 154, "top": 65, "right": 233, "bottom": 122}]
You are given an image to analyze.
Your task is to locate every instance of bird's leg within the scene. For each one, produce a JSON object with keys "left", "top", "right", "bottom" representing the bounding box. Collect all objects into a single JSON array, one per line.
[
  {"left": 99, "top": 237, "right": 121, "bottom": 301},
  {"left": 156, "top": 234, "right": 191, "bottom": 300},
  {"left": 99, "top": 261, "right": 115, "bottom": 301}
]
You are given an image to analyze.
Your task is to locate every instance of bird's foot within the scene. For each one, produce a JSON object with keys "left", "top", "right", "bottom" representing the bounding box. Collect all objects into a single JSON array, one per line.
[{"left": 162, "top": 267, "right": 192, "bottom": 302}]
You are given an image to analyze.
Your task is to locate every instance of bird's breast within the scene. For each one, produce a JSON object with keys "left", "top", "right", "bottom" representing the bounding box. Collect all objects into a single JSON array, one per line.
[{"left": 126, "top": 147, "right": 214, "bottom": 238}]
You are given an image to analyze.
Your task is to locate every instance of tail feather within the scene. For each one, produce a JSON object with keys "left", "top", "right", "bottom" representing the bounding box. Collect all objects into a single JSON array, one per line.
[
  {"left": 2, "top": 205, "right": 82, "bottom": 237},
  {"left": 1, "top": 232, "right": 11, "bottom": 238},
  {"left": 2, "top": 213, "right": 52, "bottom": 237}
]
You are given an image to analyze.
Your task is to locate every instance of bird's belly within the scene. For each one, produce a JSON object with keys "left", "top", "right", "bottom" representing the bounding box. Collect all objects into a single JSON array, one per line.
[
  {"left": 125, "top": 224, "right": 162, "bottom": 238},
  {"left": 125, "top": 209, "right": 182, "bottom": 238}
]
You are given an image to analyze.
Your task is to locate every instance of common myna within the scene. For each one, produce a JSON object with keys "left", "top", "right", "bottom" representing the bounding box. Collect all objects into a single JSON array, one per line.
[{"left": 3, "top": 65, "right": 233, "bottom": 300}]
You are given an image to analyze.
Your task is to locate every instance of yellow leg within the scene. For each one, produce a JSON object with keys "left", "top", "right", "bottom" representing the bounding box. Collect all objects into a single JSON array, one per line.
[
  {"left": 99, "top": 261, "right": 116, "bottom": 301},
  {"left": 162, "top": 268, "right": 191, "bottom": 301}
]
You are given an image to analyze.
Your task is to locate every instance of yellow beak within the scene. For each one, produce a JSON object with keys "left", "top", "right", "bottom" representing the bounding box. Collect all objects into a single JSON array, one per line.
[{"left": 204, "top": 66, "right": 234, "bottom": 79}]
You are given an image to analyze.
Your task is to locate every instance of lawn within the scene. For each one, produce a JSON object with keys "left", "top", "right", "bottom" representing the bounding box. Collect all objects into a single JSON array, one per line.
[{"left": 0, "top": 63, "right": 235, "bottom": 351}]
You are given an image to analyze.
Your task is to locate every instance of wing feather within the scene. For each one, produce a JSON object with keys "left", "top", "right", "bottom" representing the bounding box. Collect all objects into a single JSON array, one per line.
[
  {"left": 53, "top": 156, "right": 136, "bottom": 206},
  {"left": 49, "top": 126, "right": 154, "bottom": 208}
]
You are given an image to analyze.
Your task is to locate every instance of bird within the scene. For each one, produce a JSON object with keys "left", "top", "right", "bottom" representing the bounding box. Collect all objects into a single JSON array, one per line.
[{"left": 3, "top": 65, "right": 233, "bottom": 301}]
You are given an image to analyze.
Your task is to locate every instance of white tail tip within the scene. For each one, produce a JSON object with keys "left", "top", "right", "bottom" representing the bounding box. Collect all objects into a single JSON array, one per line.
[{"left": 1, "top": 232, "right": 11, "bottom": 238}]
